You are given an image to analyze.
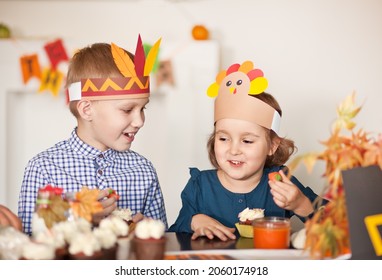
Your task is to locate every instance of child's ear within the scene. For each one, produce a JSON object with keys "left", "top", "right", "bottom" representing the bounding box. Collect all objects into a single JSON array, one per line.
[
  {"left": 268, "top": 137, "right": 281, "bottom": 156},
  {"left": 77, "top": 99, "right": 93, "bottom": 121}
]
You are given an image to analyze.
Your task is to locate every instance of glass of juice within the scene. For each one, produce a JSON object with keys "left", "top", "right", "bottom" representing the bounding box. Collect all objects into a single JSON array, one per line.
[{"left": 253, "top": 217, "right": 290, "bottom": 249}]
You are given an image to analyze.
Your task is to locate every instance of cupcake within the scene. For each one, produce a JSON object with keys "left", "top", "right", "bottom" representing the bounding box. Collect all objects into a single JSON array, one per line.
[
  {"left": 99, "top": 215, "right": 133, "bottom": 259},
  {"left": 32, "top": 228, "right": 68, "bottom": 259},
  {"left": 68, "top": 231, "right": 103, "bottom": 260},
  {"left": 132, "top": 219, "right": 166, "bottom": 260},
  {"left": 111, "top": 208, "right": 136, "bottom": 234},
  {"left": 21, "top": 241, "right": 56, "bottom": 260},
  {"left": 0, "top": 226, "right": 30, "bottom": 260},
  {"left": 235, "top": 207, "right": 264, "bottom": 238},
  {"left": 51, "top": 218, "right": 92, "bottom": 248},
  {"left": 93, "top": 227, "right": 118, "bottom": 259},
  {"left": 99, "top": 215, "right": 129, "bottom": 239}
]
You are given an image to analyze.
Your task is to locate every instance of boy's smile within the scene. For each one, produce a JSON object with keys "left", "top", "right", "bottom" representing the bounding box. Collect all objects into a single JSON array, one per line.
[{"left": 123, "top": 132, "right": 135, "bottom": 141}]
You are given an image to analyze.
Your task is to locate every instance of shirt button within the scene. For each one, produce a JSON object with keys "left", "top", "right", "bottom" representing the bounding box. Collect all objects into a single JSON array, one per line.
[
  {"left": 238, "top": 199, "right": 243, "bottom": 203},
  {"left": 98, "top": 154, "right": 104, "bottom": 158},
  {"left": 98, "top": 169, "right": 103, "bottom": 175}
]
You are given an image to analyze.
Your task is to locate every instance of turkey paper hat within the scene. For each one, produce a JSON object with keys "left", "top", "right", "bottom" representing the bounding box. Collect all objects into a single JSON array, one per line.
[
  {"left": 68, "top": 35, "right": 161, "bottom": 101},
  {"left": 207, "top": 61, "right": 281, "bottom": 135}
]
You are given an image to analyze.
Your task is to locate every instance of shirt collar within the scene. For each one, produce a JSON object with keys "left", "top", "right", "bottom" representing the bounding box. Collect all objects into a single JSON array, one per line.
[{"left": 69, "top": 128, "right": 117, "bottom": 160}]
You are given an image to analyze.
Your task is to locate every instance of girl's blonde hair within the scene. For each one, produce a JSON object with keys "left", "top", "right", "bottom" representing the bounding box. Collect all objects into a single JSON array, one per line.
[
  {"left": 65, "top": 43, "right": 134, "bottom": 117},
  {"left": 207, "top": 92, "right": 296, "bottom": 169}
]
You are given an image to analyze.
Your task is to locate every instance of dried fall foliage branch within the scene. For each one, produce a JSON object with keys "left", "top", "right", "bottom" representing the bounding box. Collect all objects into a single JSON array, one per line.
[{"left": 288, "top": 92, "right": 382, "bottom": 258}]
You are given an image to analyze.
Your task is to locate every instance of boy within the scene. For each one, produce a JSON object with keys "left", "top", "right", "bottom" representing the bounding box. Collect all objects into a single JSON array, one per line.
[{"left": 18, "top": 36, "right": 167, "bottom": 235}]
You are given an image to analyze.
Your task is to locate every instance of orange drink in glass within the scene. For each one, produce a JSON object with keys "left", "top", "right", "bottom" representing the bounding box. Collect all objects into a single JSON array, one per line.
[{"left": 253, "top": 217, "right": 290, "bottom": 249}]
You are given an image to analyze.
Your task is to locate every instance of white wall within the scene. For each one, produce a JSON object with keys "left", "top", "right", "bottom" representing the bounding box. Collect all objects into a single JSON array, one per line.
[{"left": 1, "top": 0, "right": 382, "bottom": 227}]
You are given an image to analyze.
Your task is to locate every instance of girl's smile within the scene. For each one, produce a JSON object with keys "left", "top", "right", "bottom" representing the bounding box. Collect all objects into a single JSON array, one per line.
[{"left": 214, "top": 118, "right": 275, "bottom": 193}]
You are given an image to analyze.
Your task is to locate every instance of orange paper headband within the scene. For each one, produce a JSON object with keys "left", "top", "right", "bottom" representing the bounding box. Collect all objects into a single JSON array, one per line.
[
  {"left": 68, "top": 35, "right": 161, "bottom": 101},
  {"left": 207, "top": 61, "right": 281, "bottom": 135}
]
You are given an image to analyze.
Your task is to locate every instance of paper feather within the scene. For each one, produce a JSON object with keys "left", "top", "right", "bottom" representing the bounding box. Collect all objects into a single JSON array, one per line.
[
  {"left": 134, "top": 35, "right": 146, "bottom": 76},
  {"left": 144, "top": 38, "right": 161, "bottom": 76},
  {"left": 111, "top": 42, "right": 137, "bottom": 77}
]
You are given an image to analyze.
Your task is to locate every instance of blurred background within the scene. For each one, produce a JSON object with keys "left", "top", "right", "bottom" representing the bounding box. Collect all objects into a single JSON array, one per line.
[{"left": 0, "top": 0, "right": 381, "bottom": 229}]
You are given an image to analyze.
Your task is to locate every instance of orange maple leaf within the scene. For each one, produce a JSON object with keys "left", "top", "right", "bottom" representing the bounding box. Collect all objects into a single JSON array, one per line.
[{"left": 70, "top": 186, "right": 103, "bottom": 222}]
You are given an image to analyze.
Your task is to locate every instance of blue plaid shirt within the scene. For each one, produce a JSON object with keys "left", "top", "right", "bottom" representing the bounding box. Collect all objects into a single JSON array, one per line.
[{"left": 18, "top": 128, "right": 167, "bottom": 235}]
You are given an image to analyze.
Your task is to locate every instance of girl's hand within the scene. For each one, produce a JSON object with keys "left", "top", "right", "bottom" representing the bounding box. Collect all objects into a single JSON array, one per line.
[
  {"left": 191, "top": 214, "right": 236, "bottom": 241},
  {"left": 268, "top": 170, "right": 314, "bottom": 217}
]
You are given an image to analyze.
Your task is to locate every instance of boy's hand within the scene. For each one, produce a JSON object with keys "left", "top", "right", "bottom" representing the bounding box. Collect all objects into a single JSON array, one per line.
[
  {"left": 268, "top": 170, "right": 314, "bottom": 217},
  {"left": 91, "top": 189, "right": 118, "bottom": 225},
  {"left": 191, "top": 214, "right": 236, "bottom": 241},
  {"left": 132, "top": 212, "right": 144, "bottom": 223},
  {"left": 107, "top": 189, "right": 120, "bottom": 200}
]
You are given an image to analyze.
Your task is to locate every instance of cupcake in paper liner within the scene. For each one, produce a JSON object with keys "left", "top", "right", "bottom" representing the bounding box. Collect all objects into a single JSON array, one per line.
[
  {"left": 93, "top": 227, "right": 118, "bottom": 259},
  {"left": 235, "top": 207, "right": 264, "bottom": 238},
  {"left": 132, "top": 218, "right": 166, "bottom": 260}
]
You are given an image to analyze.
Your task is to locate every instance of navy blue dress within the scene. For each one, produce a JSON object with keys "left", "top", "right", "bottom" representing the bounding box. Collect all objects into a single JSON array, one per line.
[{"left": 168, "top": 166, "right": 320, "bottom": 233}]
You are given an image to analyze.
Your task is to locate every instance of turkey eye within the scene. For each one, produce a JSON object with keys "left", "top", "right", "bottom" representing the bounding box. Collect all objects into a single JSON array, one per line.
[
  {"left": 226, "top": 81, "right": 232, "bottom": 87},
  {"left": 236, "top": 80, "right": 242, "bottom": 86}
]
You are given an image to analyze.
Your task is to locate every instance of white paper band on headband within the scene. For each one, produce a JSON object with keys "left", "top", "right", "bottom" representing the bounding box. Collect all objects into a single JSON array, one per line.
[
  {"left": 68, "top": 82, "right": 81, "bottom": 101},
  {"left": 271, "top": 111, "right": 281, "bottom": 135}
]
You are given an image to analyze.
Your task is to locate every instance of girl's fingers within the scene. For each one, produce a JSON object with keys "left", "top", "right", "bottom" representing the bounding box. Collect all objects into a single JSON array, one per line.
[{"left": 192, "top": 225, "right": 236, "bottom": 241}]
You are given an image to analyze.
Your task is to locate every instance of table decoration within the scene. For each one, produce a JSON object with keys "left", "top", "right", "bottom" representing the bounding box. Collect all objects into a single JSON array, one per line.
[{"left": 288, "top": 92, "right": 382, "bottom": 259}]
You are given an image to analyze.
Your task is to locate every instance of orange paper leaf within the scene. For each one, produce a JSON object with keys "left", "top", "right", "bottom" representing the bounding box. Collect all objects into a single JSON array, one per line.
[
  {"left": 111, "top": 43, "right": 136, "bottom": 77},
  {"left": 143, "top": 38, "right": 161, "bottom": 76}
]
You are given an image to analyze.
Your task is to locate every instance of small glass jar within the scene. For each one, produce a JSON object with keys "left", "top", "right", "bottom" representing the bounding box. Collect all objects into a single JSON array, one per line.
[{"left": 253, "top": 217, "right": 291, "bottom": 249}]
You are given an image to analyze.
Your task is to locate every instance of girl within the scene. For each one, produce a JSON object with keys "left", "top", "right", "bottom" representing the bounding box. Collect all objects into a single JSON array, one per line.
[{"left": 169, "top": 61, "right": 324, "bottom": 241}]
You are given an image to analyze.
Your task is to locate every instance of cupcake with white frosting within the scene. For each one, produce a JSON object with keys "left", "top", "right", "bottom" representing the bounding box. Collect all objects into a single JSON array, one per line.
[
  {"left": 235, "top": 207, "right": 265, "bottom": 238},
  {"left": 111, "top": 208, "right": 132, "bottom": 222},
  {"left": 68, "top": 231, "right": 103, "bottom": 260},
  {"left": 21, "top": 241, "right": 56, "bottom": 260},
  {"left": 111, "top": 208, "right": 136, "bottom": 234},
  {"left": 33, "top": 228, "right": 68, "bottom": 259},
  {"left": 0, "top": 226, "right": 30, "bottom": 260},
  {"left": 99, "top": 215, "right": 129, "bottom": 238},
  {"left": 132, "top": 219, "right": 166, "bottom": 260},
  {"left": 238, "top": 208, "right": 265, "bottom": 225},
  {"left": 93, "top": 227, "right": 118, "bottom": 259}
]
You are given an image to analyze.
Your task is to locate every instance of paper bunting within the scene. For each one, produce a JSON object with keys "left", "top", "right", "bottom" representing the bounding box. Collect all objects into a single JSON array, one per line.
[
  {"left": 38, "top": 67, "right": 64, "bottom": 97},
  {"left": 18, "top": 38, "right": 68, "bottom": 99},
  {"left": 44, "top": 39, "right": 69, "bottom": 70},
  {"left": 20, "top": 54, "right": 41, "bottom": 84}
]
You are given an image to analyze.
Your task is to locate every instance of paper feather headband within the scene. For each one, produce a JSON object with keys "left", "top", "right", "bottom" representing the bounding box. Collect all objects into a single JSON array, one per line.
[
  {"left": 207, "top": 61, "right": 281, "bottom": 135},
  {"left": 68, "top": 35, "right": 161, "bottom": 101}
]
